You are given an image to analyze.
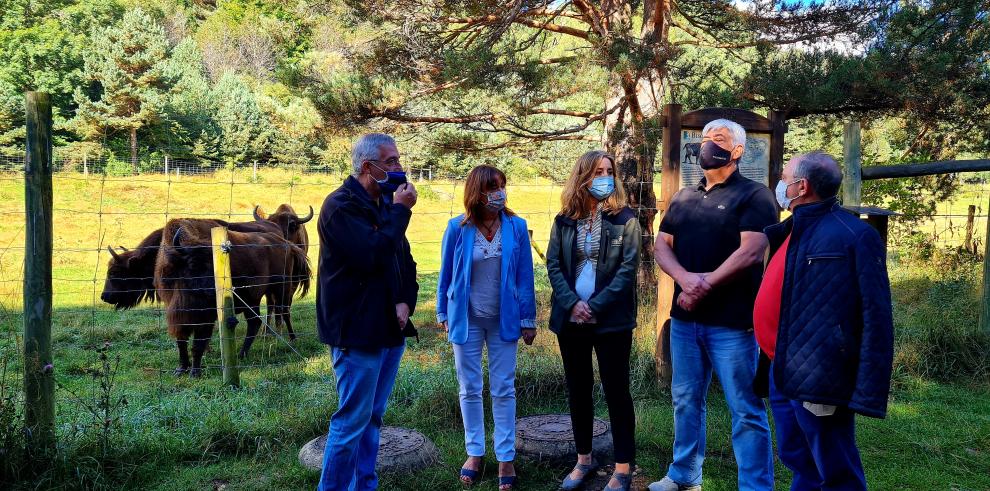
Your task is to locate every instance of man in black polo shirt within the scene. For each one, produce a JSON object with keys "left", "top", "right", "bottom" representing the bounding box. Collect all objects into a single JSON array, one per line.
[{"left": 650, "top": 119, "right": 778, "bottom": 491}]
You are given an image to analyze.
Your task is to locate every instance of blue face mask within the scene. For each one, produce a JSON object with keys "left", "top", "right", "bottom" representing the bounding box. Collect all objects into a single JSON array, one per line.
[
  {"left": 485, "top": 189, "right": 507, "bottom": 212},
  {"left": 370, "top": 162, "right": 407, "bottom": 194},
  {"left": 588, "top": 176, "right": 615, "bottom": 200}
]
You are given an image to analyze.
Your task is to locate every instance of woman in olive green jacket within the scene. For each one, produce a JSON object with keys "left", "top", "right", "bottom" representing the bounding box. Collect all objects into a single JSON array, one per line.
[{"left": 547, "top": 150, "right": 641, "bottom": 491}]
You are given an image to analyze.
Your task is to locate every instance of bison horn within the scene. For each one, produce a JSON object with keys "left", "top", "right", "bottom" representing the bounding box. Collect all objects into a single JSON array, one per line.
[
  {"left": 119, "top": 245, "right": 129, "bottom": 252},
  {"left": 253, "top": 205, "right": 265, "bottom": 221},
  {"left": 298, "top": 206, "right": 314, "bottom": 224},
  {"left": 107, "top": 246, "right": 122, "bottom": 261},
  {"left": 172, "top": 228, "right": 184, "bottom": 249}
]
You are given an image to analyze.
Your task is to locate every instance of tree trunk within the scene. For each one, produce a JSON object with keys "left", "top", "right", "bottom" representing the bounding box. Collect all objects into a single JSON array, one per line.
[
  {"left": 597, "top": 0, "right": 671, "bottom": 287},
  {"left": 603, "top": 79, "right": 660, "bottom": 286},
  {"left": 130, "top": 127, "right": 138, "bottom": 173}
]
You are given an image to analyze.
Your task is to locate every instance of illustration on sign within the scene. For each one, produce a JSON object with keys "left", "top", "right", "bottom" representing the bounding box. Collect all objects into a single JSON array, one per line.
[{"left": 679, "top": 129, "right": 770, "bottom": 188}]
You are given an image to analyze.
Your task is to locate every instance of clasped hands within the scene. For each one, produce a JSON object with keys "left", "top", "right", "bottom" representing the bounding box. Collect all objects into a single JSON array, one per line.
[{"left": 676, "top": 272, "right": 713, "bottom": 312}]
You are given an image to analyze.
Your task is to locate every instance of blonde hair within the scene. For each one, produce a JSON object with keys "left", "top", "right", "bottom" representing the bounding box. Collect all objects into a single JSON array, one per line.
[{"left": 560, "top": 150, "right": 627, "bottom": 219}]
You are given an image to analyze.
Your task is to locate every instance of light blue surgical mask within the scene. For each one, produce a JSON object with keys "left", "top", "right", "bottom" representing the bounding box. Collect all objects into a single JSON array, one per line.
[
  {"left": 588, "top": 176, "right": 615, "bottom": 200},
  {"left": 775, "top": 178, "right": 804, "bottom": 210}
]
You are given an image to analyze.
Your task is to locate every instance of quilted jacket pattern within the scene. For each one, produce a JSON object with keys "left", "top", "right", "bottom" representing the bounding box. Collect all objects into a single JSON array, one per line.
[{"left": 764, "top": 197, "right": 894, "bottom": 419}]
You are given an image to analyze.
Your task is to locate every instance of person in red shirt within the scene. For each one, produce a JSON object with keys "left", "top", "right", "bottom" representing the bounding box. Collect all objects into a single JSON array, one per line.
[
  {"left": 755, "top": 152, "right": 893, "bottom": 491},
  {"left": 753, "top": 231, "right": 790, "bottom": 359}
]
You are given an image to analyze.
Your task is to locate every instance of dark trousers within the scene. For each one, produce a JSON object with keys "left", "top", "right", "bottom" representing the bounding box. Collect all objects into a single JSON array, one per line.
[
  {"left": 557, "top": 326, "right": 636, "bottom": 464},
  {"left": 769, "top": 369, "right": 867, "bottom": 491}
]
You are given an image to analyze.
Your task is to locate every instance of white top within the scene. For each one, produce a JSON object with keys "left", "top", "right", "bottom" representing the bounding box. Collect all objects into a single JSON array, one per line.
[{"left": 469, "top": 227, "right": 502, "bottom": 318}]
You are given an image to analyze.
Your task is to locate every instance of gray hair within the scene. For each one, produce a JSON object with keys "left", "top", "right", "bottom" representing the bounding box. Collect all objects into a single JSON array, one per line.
[
  {"left": 790, "top": 151, "right": 843, "bottom": 199},
  {"left": 702, "top": 118, "right": 747, "bottom": 151},
  {"left": 351, "top": 133, "right": 397, "bottom": 175}
]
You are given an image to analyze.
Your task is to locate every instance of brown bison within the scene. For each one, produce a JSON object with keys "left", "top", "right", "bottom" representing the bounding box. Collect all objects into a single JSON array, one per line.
[
  {"left": 155, "top": 218, "right": 310, "bottom": 376},
  {"left": 102, "top": 228, "right": 164, "bottom": 309},
  {"left": 101, "top": 219, "right": 282, "bottom": 311},
  {"left": 253, "top": 204, "right": 313, "bottom": 252},
  {"left": 253, "top": 204, "right": 313, "bottom": 335}
]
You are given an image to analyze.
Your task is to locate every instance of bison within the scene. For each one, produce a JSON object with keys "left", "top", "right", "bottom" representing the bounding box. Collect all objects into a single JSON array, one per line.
[
  {"left": 253, "top": 204, "right": 313, "bottom": 252},
  {"left": 101, "top": 228, "right": 164, "bottom": 309},
  {"left": 253, "top": 204, "right": 314, "bottom": 336},
  {"left": 155, "top": 218, "right": 311, "bottom": 376},
  {"left": 101, "top": 219, "right": 283, "bottom": 311},
  {"left": 682, "top": 142, "right": 702, "bottom": 165}
]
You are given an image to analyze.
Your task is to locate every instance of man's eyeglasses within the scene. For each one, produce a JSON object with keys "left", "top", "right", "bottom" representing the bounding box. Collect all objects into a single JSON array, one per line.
[{"left": 366, "top": 158, "right": 402, "bottom": 169}]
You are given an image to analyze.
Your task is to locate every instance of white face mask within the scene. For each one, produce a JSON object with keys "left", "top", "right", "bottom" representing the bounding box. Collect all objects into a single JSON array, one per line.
[{"left": 775, "top": 178, "right": 804, "bottom": 210}]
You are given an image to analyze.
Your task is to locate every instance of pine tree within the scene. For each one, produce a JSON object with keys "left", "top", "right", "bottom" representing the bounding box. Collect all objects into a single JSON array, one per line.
[
  {"left": 72, "top": 7, "right": 172, "bottom": 171},
  {"left": 306, "top": 0, "right": 885, "bottom": 281},
  {"left": 162, "top": 37, "right": 218, "bottom": 158},
  {"left": 212, "top": 73, "right": 274, "bottom": 166}
]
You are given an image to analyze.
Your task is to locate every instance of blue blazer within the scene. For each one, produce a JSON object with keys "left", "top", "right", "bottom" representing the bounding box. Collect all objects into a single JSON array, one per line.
[{"left": 436, "top": 212, "right": 537, "bottom": 344}]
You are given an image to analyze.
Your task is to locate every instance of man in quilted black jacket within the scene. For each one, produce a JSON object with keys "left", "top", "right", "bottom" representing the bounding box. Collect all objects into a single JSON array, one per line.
[{"left": 754, "top": 151, "right": 894, "bottom": 491}]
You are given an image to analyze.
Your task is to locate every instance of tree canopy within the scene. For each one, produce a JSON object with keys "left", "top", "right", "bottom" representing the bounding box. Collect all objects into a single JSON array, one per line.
[{"left": 0, "top": 0, "right": 984, "bottom": 184}]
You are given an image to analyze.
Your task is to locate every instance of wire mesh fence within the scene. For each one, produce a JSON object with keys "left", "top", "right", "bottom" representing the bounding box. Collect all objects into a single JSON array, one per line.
[
  {"left": 0, "top": 148, "right": 666, "bottom": 432},
  {"left": 0, "top": 145, "right": 987, "bottom": 468}
]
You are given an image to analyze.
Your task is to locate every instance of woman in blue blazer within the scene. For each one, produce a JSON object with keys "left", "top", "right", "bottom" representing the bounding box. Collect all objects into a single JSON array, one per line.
[{"left": 436, "top": 165, "right": 537, "bottom": 490}]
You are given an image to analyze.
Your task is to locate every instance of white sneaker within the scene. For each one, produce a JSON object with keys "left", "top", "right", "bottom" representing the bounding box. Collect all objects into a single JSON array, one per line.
[{"left": 648, "top": 476, "right": 702, "bottom": 491}]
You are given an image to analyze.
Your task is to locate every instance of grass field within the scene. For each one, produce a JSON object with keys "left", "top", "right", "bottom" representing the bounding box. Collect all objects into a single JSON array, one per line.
[{"left": 1, "top": 170, "right": 989, "bottom": 490}]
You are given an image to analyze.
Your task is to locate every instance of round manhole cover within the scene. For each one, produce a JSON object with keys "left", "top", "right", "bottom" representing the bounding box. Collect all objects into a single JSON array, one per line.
[
  {"left": 517, "top": 414, "right": 609, "bottom": 442},
  {"left": 515, "top": 414, "right": 613, "bottom": 463},
  {"left": 299, "top": 426, "right": 439, "bottom": 473},
  {"left": 378, "top": 427, "right": 427, "bottom": 458}
]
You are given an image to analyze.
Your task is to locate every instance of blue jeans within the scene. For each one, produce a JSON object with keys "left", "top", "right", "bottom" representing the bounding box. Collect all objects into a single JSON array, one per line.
[
  {"left": 318, "top": 343, "right": 405, "bottom": 491},
  {"left": 667, "top": 319, "right": 773, "bottom": 490},
  {"left": 769, "top": 368, "right": 866, "bottom": 491},
  {"left": 452, "top": 316, "right": 517, "bottom": 462}
]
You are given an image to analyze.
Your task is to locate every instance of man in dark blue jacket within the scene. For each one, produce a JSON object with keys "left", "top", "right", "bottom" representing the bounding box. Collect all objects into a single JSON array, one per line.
[
  {"left": 754, "top": 151, "right": 894, "bottom": 491},
  {"left": 316, "top": 133, "right": 419, "bottom": 491}
]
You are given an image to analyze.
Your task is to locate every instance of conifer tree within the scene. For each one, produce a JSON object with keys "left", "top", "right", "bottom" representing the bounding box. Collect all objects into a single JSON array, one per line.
[{"left": 73, "top": 7, "right": 172, "bottom": 171}]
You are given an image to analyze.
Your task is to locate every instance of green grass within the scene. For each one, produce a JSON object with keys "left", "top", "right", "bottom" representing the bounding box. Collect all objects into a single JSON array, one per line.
[{"left": 1, "top": 170, "right": 989, "bottom": 490}]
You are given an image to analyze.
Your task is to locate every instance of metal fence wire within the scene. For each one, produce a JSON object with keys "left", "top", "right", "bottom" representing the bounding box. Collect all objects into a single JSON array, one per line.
[{"left": 0, "top": 149, "right": 986, "bottom": 454}]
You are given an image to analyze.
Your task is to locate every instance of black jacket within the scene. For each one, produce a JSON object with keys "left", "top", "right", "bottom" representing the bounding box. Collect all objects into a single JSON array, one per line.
[
  {"left": 316, "top": 176, "right": 418, "bottom": 349},
  {"left": 759, "top": 197, "right": 893, "bottom": 418},
  {"left": 546, "top": 207, "right": 641, "bottom": 334}
]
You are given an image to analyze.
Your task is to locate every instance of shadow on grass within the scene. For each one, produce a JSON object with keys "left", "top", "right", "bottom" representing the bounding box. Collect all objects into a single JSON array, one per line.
[{"left": 2, "top": 265, "right": 990, "bottom": 489}]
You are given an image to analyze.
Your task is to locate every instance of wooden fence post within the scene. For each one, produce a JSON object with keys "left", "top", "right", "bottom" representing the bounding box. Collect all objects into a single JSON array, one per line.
[
  {"left": 843, "top": 121, "right": 863, "bottom": 207},
  {"left": 981, "top": 195, "right": 990, "bottom": 334},
  {"left": 655, "top": 103, "right": 681, "bottom": 387},
  {"left": 769, "top": 110, "right": 787, "bottom": 186},
  {"left": 528, "top": 229, "right": 546, "bottom": 262},
  {"left": 23, "top": 92, "right": 55, "bottom": 456},
  {"left": 211, "top": 227, "right": 240, "bottom": 388},
  {"left": 966, "top": 205, "right": 976, "bottom": 253}
]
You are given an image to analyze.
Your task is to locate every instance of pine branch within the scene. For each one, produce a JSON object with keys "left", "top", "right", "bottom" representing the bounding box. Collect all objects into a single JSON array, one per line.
[{"left": 446, "top": 15, "right": 590, "bottom": 40}]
